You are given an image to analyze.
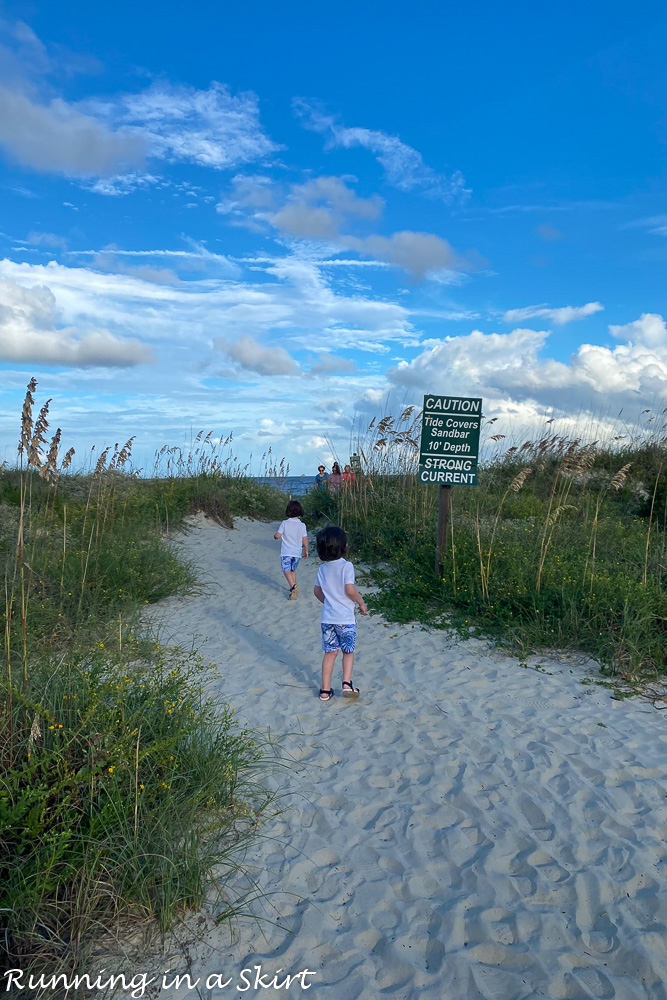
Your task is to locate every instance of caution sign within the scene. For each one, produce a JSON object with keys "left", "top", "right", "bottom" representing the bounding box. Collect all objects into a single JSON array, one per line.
[{"left": 418, "top": 394, "right": 482, "bottom": 485}]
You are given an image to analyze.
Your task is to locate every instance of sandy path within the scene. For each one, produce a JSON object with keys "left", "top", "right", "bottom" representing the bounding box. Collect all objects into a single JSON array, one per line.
[{"left": 140, "top": 515, "right": 667, "bottom": 1000}]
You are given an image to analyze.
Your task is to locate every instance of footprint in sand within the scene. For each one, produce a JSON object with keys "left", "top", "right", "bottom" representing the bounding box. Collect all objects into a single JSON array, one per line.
[
  {"left": 373, "top": 959, "right": 415, "bottom": 993},
  {"left": 582, "top": 911, "right": 619, "bottom": 954},
  {"left": 371, "top": 902, "right": 402, "bottom": 932},
  {"left": 480, "top": 906, "right": 518, "bottom": 946},
  {"left": 520, "top": 797, "right": 556, "bottom": 840},
  {"left": 572, "top": 966, "right": 617, "bottom": 999},
  {"left": 527, "top": 848, "right": 571, "bottom": 883}
]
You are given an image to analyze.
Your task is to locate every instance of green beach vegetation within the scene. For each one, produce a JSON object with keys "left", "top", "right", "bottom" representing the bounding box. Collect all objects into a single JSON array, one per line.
[
  {"left": 0, "top": 380, "right": 286, "bottom": 982},
  {"left": 305, "top": 407, "right": 667, "bottom": 680}
]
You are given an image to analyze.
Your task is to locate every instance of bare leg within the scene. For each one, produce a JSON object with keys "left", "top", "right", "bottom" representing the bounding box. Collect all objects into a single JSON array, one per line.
[
  {"left": 341, "top": 652, "right": 355, "bottom": 685},
  {"left": 321, "top": 650, "right": 338, "bottom": 693},
  {"left": 283, "top": 569, "right": 296, "bottom": 589}
]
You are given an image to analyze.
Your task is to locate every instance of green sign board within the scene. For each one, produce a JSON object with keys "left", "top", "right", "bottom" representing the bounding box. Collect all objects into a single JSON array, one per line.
[{"left": 419, "top": 394, "right": 482, "bottom": 485}]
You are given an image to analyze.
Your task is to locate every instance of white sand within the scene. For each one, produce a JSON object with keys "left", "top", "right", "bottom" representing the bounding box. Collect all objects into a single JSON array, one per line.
[{"left": 137, "top": 515, "right": 667, "bottom": 999}]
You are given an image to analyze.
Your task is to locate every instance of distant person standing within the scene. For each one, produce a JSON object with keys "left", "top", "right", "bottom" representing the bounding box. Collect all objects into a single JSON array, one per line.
[
  {"left": 343, "top": 464, "right": 355, "bottom": 485},
  {"left": 328, "top": 462, "right": 343, "bottom": 491},
  {"left": 274, "top": 500, "right": 308, "bottom": 600},
  {"left": 315, "top": 465, "right": 329, "bottom": 490},
  {"left": 313, "top": 526, "right": 367, "bottom": 701}
]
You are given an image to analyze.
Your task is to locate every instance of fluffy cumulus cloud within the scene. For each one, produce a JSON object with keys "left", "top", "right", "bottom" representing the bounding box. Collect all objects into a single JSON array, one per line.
[
  {"left": 390, "top": 328, "right": 547, "bottom": 388},
  {"left": 610, "top": 313, "right": 667, "bottom": 349},
  {"left": 502, "top": 302, "right": 604, "bottom": 325},
  {"left": 388, "top": 315, "right": 667, "bottom": 418},
  {"left": 295, "top": 100, "right": 470, "bottom": 205},
  {"left": 214, "top": 334, "right": 300, "bottom": 376},
  {"left": 0, "top": 277, "right": 154, "bottom": 366}
]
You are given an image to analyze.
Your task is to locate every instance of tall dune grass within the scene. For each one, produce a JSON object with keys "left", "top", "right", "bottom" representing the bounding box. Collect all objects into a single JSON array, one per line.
[
  {"left": 0, "top": 380, "right": 286, "bottom": 985},
  {"left": 306, "top": 407, "right": 667, "bottom": 678}
]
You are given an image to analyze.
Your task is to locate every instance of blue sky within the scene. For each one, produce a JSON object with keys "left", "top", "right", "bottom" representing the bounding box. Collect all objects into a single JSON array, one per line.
[{"left": 1, "top": 0, "right": 666, "bottom": 473}]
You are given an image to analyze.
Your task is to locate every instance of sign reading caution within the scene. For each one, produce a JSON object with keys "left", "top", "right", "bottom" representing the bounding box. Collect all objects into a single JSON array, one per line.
[{"left": 419, "top": 394, "right": 483, "bottom": 485}]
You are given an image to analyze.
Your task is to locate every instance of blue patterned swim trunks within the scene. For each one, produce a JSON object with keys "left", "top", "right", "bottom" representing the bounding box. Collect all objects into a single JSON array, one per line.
[
  {"left": 281, "top": 556, "right": 300, "bottom": 572},
  {"left": 321, "top": 622, "right": 357, "bottom": 653}
]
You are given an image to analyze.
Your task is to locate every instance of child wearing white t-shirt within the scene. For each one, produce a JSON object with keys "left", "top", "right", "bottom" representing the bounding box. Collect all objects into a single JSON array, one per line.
[
  {"left": 313, "top": 526, "right": 367, "bottom": 701},
  {"left": 274, "top": 500, "right": 308, "bottom": 599}
]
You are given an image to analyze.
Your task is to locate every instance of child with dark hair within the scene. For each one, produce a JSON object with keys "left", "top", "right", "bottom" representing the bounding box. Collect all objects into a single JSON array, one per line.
[
  {"left": 313, "top": 525, "right": 367, "bottom": 701},
  {"left": 274, "top": 500, "right": 308, "bottom": 600}
]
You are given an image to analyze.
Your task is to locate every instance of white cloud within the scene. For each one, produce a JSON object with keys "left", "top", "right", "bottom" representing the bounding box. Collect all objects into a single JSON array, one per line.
[
  {"left": 214, "top": 334, "right": 300, "bottom": 376},
  {"left": 219, "top": 174, "right": 469, "bottom": 279},
  {"left": 390, "top": 328, "right": 547, "bottom": 388},
  {"left": 86, "top": 172, "right": 163, "bottom": 196},
  {"left": 0, "top": 86, "right": 147, "bottom": 175},
  {"left": 0, "top": 255, "right": 415, "bottom": 354},
  {"left": 72, "top": 243, "right": 238, "bottom": 277},
  {"left": 388, "top": 318, "right": 667, "bottom": 417},
  {"left": 0, "top": 255, "right": 400, "bottom": 468},
  {"left": 295, "top": 100, "right": 469, "bottom": 204},
  {"left": 0, "top": 75, "right": 277, "bottom": 185},
  {"left": 609, "top": 313, "right": 667, "bottom": 349},
  {"left": 88, "top": 82, "right": 278, "bottom": 174},
  {"left": 0, "top": 277, "right": 154, "bottom": 366},
  {"left": 502, "top": 302, "right": 604, "bottom": 325}
]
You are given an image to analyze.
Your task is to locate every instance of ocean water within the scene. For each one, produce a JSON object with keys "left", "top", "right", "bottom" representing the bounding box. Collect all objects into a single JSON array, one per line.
[{"left": 253, "top": 476, "right": 316, "bottom": 496}]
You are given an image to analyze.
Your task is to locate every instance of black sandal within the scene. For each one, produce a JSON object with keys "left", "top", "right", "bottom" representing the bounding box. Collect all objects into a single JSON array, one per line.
[
  {"left": 342, "top": 681, "right": 360, "bottom": 697},
  {"left": 319, "top": 688, "right": 334, "bottom": 701}
]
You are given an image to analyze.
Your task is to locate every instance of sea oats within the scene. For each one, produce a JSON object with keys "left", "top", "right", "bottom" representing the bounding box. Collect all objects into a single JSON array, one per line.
[
  {"left": 28, "top": 398, "right": 51, "bottom": 469},
  {"left": 546, "top": 503, "right": 576, "bottom": 527},
  {"left": 19, "top": 378, "right": 37, "bottom": 459},
  {"left": 509, "top": 467, "right": 532, "bottom": 492},
  {"left": 41, "top": 428, "right": 62, "bottom": 481},
  {"left": 610, "top": 463, "right": 632, "bottom": 491},
  {"left": 94, "top": 447, "right": 111, "bottom": 476}
]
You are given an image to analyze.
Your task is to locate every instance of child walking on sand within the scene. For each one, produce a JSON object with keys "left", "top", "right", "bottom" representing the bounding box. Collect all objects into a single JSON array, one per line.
[
  {"left": 274, "top": 500, "right": 308, "bottom": 600},
  {"left": 313, "top": 526, "right": 367, "bottom": 701}
]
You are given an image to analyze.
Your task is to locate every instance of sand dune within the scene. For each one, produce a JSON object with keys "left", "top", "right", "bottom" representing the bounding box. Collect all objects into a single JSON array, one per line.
[{"left": 137, "top": 514, "right": 667, "bottom": 1000}]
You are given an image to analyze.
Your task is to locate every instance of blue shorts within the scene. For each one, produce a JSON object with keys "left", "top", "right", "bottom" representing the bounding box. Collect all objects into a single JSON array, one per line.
[
  {"left": 281, "top": 556, "right": 300, "bottom": 573},
  {"left": 321, "top": 623, "right": 357, "bottom": 653}
]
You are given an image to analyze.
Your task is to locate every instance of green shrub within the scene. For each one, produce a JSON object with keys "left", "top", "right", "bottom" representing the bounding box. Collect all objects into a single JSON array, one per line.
[
  {"left": 0, "top": 384, "right": 285, "bottom": 979},
  {"left": 321, "top": 423, "right": 667, "bottom": 677}
]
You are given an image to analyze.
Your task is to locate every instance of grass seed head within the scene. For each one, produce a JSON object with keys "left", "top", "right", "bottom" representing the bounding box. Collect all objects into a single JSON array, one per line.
[
  {"left": 19, "top": 377, "right": 38, "bottom": 457},
  {"left": 610, "top": 462, "right": 632, "bottom": 491},
  {"left": 94, "top": 446, "right": 111, "bottom": 476},
  {"left": 509, "top": 467, "right": 532, "bottom": 492}
]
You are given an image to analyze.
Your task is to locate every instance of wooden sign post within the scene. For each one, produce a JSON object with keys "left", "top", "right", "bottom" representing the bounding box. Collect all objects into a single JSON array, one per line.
[
  {"left": 418, "top": 394, "right": 483, "bottom": 577},
  {"left": 435, "top": 483, "right": 453, "bottom": 577}
]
